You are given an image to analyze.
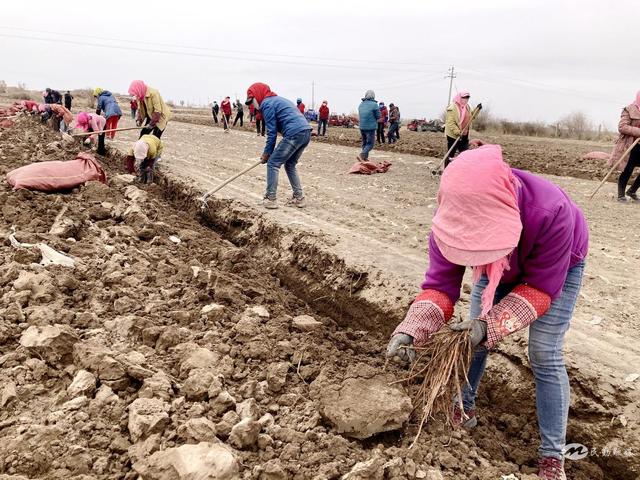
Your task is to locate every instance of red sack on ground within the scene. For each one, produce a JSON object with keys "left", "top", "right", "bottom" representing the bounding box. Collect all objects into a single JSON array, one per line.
[
  {"left": 348, "top": 160, "right": 392, "bottom": 175},
  {"left": 6, "top": 152, "right": 108, "bottom": 191},
  {"left": 582, "top": 151, "right": 610, "bottom": 161}
]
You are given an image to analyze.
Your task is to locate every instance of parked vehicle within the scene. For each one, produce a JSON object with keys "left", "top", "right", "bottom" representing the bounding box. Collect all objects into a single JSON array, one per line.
[{"left": 407, "top": 118, "right": 445, "bottom": 132}]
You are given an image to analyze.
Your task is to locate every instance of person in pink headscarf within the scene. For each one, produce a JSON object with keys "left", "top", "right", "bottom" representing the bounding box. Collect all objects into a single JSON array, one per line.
[
  {"left": 127, "top": 80, "right": 172, "bottom": 139},
  {"left": 444, "top": 91, "right": 482, "bottom": 168},
  {"left": 75, "top": 112, "right": 107, "bottom": 155},
  {"left": 387, "top": 144, "right": 588, "bottom": 480},
  {"left": 610, "top": 90, "right": 640, "bottom": 201}
]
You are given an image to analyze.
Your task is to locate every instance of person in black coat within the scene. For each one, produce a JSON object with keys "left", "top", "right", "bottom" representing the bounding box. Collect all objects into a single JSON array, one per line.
[{"left": 64, "top": 91, "right": 73, "bottom": 109}]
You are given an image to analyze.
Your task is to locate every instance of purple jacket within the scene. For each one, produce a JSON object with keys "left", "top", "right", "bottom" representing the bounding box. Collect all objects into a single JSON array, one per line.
[{"left": 422, "top": 169, "right": 589, "bottom": 302}]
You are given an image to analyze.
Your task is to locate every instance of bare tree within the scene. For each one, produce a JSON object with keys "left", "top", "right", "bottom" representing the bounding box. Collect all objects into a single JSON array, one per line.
[{"left": 559, "top": 111, "right": 593, "bottom": 140}]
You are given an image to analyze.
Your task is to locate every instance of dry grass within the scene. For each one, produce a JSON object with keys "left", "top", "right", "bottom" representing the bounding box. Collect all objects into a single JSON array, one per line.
[{"left": 393, "top": 327, "right": 473, "bottom": 448}]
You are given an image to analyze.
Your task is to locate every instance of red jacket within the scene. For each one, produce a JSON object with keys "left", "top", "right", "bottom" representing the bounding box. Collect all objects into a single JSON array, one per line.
[
  {"left": 378, "top": 106, "right": 388, "bottom": 123},
  {"left": 130, "top": 99, "right": 138, "bottom": 109},
  {"left": 221, "top": 100, "right": 232, "bottom": 115},
  {"left": 297, "top": 103, "right": 305, "bottom": 114},
  {"left": 255, "top": 110, "right": 263, "bottom": 121},
  {"left": 319, "top": 104, "right": 330, "bottom": 120}
]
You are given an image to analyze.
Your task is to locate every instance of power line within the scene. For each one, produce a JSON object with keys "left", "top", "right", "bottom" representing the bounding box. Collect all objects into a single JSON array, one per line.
[{"left": 0, "top": 25, "right": 452, "bottom": 71}]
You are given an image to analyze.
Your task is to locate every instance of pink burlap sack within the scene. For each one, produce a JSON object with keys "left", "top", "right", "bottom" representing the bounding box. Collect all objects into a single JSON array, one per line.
[
  {"left": 348, "top": 160, "right": 392, "bottom": 175},
  {"left": 582, "top": 151, "right": 610, "bottom": 161},
  {"left": 6, "top": 152, "right": 108, "bottom": 191}
]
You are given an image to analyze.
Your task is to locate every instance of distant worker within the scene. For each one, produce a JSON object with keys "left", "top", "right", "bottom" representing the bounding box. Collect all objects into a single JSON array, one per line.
[
  {"left": 245, "top": 82, "right": 312, "bottom": 209},
  {"left": 249, "top": 103, "right": 256, "bottom": 123},
  {"left": 318, "top": 100, "right": 329, "bottom": 136},
  {"left": 221, "top": 96, "right": 232, "bottom": 131},
  {"left": 128, "top": 80, "right": 172, "bottom": 139},
  {"left": 255, "top": 106, "right": 265, "bottom": 137},
  {"left": 211, "top": 101, "right": 219, "bottom": 124},
  {"left": 124, "top": 134, "right": 164, "bottom": 184},
  {"left": 233, "top": 99, "right": 244, "bottom": 127},
  {"left": 296, "top": 98, "right": 305, "bottom": 114},
  {"left": 357, "top": 90, "right": 381, "bottom": 162},
  {"left": 64, "top": 91, "right": 73, "bottom": 110},
  {"left": 44, "top": 88, "right": 62, "bottom": 105},
  {"left": 130, "top": 98, "right": 138, "bottom": 120},
  {"left": 611, "top": 90, "right": 640, "bottom": 202},
  {"left": 377, "top": 101, "right": 388, "bottom": 144},
  {"left": 75, "top": 112, "right": 107, "bottom": 156},
  {"left": 94, "top": 88, "right": 123, "bottom": 139},
  {"left": 444, "top": 91, "right": 481, "bottom": 168},
  {"left": 387, "top": 103, "right": 400, "bottom": 144}
]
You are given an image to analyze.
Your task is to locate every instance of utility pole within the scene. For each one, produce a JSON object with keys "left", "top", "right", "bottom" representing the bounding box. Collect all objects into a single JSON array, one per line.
[
  {"left": 445, "top": 66, "right": 456, "bottom": 105},
  {"left": 311, "top": 81, "right": 315, "bottom": 111}
]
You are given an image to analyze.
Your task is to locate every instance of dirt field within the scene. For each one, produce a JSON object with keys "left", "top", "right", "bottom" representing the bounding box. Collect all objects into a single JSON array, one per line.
[
  {"left": 171, "top": 108, "right": 616, "bottom": 183},
  {"left": 0, "top": 108, "right": 638, "bottom": 480}
]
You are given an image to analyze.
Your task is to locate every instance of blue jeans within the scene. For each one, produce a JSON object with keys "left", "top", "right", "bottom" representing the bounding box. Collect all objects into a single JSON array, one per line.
[
  {"left": 387, "top": 122, "right": 399, "bottom": 143},
  {"left": 360, "top": 129, "right": 375, "bottom": 160},
  {"left": 462, "top": 261, "right": 585, "bottom": 460},
  {"left": 266, "top": 129, "right": 311, "bottom": 200}
]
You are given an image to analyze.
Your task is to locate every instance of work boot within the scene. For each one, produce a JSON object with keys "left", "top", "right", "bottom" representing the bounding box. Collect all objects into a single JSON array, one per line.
[
  {"left": 626, "top": 189, "right": 639, "bottom": 201},
  {"left": 537, "top": 457, "right": 566, "bottom": 480},
  {"left": 263, "top": 197, "right": 278, "bottom": 209},
  {"left": 452, "top": 405, "right": 477, "bottom": 429},
  {"left": 286, "top": 196, "right": 307, "bottom": 208}
]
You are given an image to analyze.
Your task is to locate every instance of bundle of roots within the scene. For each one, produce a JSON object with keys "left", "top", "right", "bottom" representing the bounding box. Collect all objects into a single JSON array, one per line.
[{"left": 395, "top": 326, "right": 473, "bottom": 448}]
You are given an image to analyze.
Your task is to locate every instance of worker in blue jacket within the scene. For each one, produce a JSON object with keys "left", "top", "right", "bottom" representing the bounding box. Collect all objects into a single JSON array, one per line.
[{"left": 245, "top": 82, "right": 312, "bottom": 209}]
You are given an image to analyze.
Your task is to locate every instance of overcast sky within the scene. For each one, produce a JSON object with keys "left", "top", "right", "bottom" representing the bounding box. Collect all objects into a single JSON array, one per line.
[{"left": 1, "top": 0, "right": 638, "bottom": 129}]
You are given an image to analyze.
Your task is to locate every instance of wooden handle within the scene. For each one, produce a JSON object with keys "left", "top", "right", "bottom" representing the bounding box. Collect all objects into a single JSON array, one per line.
[
  {"left": 201, "top": 159, "right": 264, "bottom": 203},
  {"left": 588, "top": 137, "right": 640, "bottom": 200},
  {"left": 71, "top": 126, "right": 144, "bottom": 137}
]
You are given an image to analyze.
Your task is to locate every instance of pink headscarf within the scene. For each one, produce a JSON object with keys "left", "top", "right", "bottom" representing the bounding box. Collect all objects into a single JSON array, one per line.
[
  {"left": 133, "top": 140, "right": 149, "bottom": 160},
  {"left": 453, "top": 91, "right": 470, "bottom": 127},
  {"left": 431, "top": 144, "right": 523, "bottom": 316},
  {"left": 76, "top": 112, "right": 90, "bottom": 130},
  {"left": 128, "top": 80, "right": 148, "bottom": 100}
]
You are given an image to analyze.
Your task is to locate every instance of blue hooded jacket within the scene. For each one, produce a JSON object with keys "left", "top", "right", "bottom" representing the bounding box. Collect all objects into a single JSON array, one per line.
[
  {"left": 261, "top": 96, "right": 312, "bottom": 155},
  {"left": 358, "top": 99, "right": 381, "bottom": 131},
  {"left": 96, "top": 91, "right": 122, "bottom": 119}
]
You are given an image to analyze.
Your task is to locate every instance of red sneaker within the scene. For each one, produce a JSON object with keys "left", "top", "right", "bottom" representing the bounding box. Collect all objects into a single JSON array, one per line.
[
  {"left": 452, "top": 404, "right": 477, "bottom": 428},
  {"left": 538, "top": 457, "right": 566, "bottom": 480}
]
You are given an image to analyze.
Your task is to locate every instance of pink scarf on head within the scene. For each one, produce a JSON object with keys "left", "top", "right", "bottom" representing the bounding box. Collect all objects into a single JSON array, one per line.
[
  {"left": 128, "top": 80, "right": 147, "bottom": 100},
  {"left": 453, "top": 91, "right": 470, "bottom": 128},
  {"left": 431, "top": 144, "right": 523, "bottom": 316}
]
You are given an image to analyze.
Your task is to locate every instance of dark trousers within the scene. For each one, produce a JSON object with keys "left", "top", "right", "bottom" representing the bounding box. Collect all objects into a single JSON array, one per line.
[
  {"left": 318, "top": 119, "right": 328, "bottom": 136},
  {"left": 387, "top": 121, "right": 399, "bottom": 143},
  {"left": 376, "top": 122, "right": 386, "bottom": 143},
  {"left": 64, "top": 101, "right": 72, "bottom": 109},
  {"left": 618, "top": 144, "right": 640, "bottom": 197},
  {"left": 140, "top": 125, "right": 164, "bottom": 139},
  {"left": 97, "top": 134, "right": 106, "bottom": 155},
  {"left": 444, "top": 134, "right": 469, "bottom": 168},
  {"left": 256, "top": 119, "right": 265, "bottom": 135},
  {"left": 212, "top": 111, "right": 218, "bottom": 124},
  {"left": 233, "top": 112, "right": 244, "bottom": 127},
  {"left": 223, "top": 113, "right": 231, "bottom": 129}
]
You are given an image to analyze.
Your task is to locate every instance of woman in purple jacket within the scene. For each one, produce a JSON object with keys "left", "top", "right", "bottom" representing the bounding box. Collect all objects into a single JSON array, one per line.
[{"left": 387, "top": 144, "right": 588, "bottom": 480}]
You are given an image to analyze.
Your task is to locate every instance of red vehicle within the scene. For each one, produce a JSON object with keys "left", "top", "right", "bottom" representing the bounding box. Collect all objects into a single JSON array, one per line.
[
  {"left": 407, "top": 118, "right": 445, "bottom": 132},
  {"left": 329, "top": 114, "right": 359, "bottom": 128}
]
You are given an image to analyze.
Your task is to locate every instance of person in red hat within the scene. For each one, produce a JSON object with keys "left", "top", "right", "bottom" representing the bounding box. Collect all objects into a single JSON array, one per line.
[
  {"left": 245, "top": 82, "right": 312, "bottom": 209},
  {"left": 318, "top": 101, "right": 330, "bottom": 136}
]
